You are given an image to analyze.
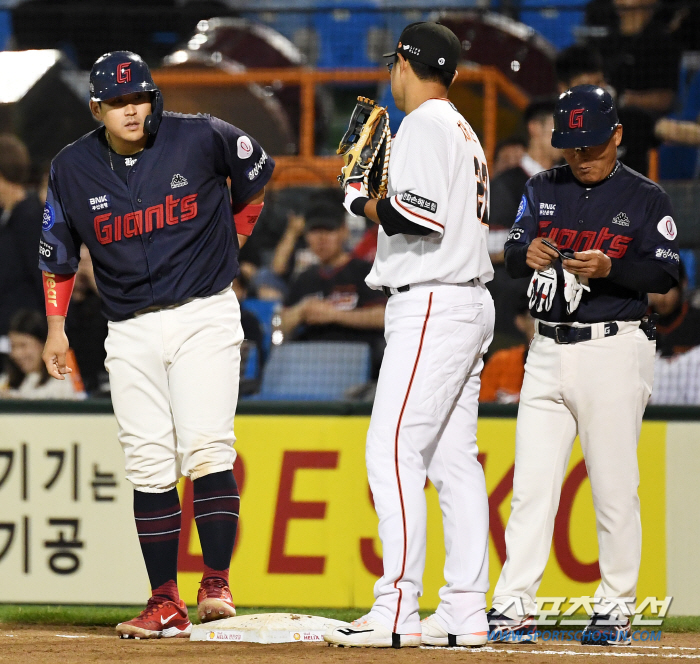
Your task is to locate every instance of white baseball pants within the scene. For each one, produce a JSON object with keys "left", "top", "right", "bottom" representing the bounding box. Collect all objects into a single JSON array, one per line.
[
  {"left": 492, "top": 323, "right": 655, "bottom": 618},
  {"left": 105, "top": 287, "right": 243, "bottom": 493},
  {"left": 366, "top": 282, "right": 494, "bottom": 636}
]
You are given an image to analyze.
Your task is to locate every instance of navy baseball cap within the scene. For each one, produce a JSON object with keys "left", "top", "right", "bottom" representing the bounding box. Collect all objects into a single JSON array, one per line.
[
  {"left": 551, "top": 84, "right": 620, "bottom": 149},
  {"left": 383, "top": 22, "right": 461, "bottom": 73},
  {"left": 90, "top": 51, "right": 158, "bottom": 102}
]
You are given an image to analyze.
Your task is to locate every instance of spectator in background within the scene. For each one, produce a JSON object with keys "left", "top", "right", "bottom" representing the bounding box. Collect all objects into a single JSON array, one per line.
[
  {"left": 584, "top": 0, "right": 679, "bottom": 116},
  {"left": 555, "top": 45, "right": 700, "bottom": 176},
  {"left": 280, "top": 201, "right": 386, "bottom": 376},
  {"left": 0, "top": 309, "right": 83, "bottom": 400},
  {"left": 648, "top": 260, "right": 700, "bottom": 357},
  {"left": 491, "top": 137, "right": 528, "bottom": 179},
  {"left": 488, "top": 99, "right": 560, "bottom": 350},
  {"left": 479, "top": 304, "right": 535, "bottom": 404},
  {"left": 65, "top": 245, "right": 109, "bottom": 396},
  {"left": 232, "top": 273, "right": 265, "bottom": 395},
  {"left": 0, "top": 134, "right": 44, "bottom": 336},
  {"left": 647, "top": 260, "right": 700, "bottom": 405}
]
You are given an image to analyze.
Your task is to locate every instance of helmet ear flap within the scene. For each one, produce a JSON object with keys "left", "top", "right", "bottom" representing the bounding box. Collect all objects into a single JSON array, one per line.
[{"left": 144, "top": 90, "right": 163, "bottom": 135}]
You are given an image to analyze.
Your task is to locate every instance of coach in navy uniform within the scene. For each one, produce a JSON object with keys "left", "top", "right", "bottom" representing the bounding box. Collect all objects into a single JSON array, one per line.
[{"left": 487, "top": 85, "right": 679, "bottom": 645}]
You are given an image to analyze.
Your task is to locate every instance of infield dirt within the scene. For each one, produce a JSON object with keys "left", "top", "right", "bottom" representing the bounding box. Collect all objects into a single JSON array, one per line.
[{"left": 3, "top": 626, "right": 700, "bottom": 663}]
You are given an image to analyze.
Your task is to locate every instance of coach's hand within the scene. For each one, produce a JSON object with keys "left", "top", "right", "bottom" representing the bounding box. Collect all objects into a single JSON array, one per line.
[
  {"left": 526, "top": 237, "right": 560, "bottom": 271},
  {"left": 43, "top": 316, "right": 72, "bottom": 381},
  {"left": 563, "top": 249, "right": 612, "bottom": 279}
]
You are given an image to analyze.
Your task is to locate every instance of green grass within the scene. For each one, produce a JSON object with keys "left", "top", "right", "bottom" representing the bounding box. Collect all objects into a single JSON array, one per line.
[
  {"left": 1, "top": 605, "right": 698, "bottom": 633},
  {"left": 0, "top": 605, "right": 369, "bottom": 627}
]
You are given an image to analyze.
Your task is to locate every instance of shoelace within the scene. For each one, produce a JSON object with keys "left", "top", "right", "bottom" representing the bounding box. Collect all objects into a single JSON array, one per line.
[
  {"left": 201, "top": 577, "right": 230, "bottom": 598},
  {"left": 135, "top": 596, "right": 167, "bottom": 620}
]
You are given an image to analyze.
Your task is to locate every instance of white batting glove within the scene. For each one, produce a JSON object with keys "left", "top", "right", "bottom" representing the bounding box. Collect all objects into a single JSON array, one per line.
[
  {"left": 563, "top": 271, "right": 591, "bottom": 314},
  {"left": 527, "top": 267, "right": 557, "bottom": 313},
  {"left": 343, "top": 181, "right": 368, "bottom": 217}
]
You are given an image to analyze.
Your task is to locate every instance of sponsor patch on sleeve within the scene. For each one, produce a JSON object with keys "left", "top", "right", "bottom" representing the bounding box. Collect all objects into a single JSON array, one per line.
[
  {"left": 246, "top": 150, "right": 268, "bottom": 181},
  {"left": 42, "top": 202, "right": 55, "bottom": 231},
  {"left": 657, "top": 215, "right": 677, "bottom": 241},
  {"left": 237, "top": 135, "right": 253, "bottom": 160},
  {"left": 514, "top": 195, "right": 527, "bottom": 223},
  {"left": 400, "top": 192, "right": 438, "bottom": 214},
  {"left": 654, "top": 247, "right": 680, "bottom": 264},
  {"left": 507, "top": 227, "right": 526, "bottom": 243},
  {"left": 39, "top": 239, "right": 56, "bottom": 260}
]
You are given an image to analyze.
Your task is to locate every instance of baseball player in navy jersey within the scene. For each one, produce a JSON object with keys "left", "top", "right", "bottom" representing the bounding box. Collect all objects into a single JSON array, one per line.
[
  {"left": 325, "top": 22, "right": 495, "bottom": 649},
  {"left": 488, "top": 85, "right": 680, "bottom": 645},
  {"left": 39, "top": 51, "right": 274, "bottom": 638}
]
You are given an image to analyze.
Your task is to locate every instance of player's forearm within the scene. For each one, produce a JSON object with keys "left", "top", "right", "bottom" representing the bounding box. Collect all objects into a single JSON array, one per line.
[
  {"left": 504, "top": 243, "right": 532, "bottom": 278},
  {"left": 354, "top": 197, "right": 433, "bottom": 237},
  {"left": 332, "top": 305, "right": 386, "bottom": 329},
  {"left": 607, "top": 259, "right": 676, "bottom": 293},
  {"left": 47, "top": 315, "right": 67, "bottom": 333}
]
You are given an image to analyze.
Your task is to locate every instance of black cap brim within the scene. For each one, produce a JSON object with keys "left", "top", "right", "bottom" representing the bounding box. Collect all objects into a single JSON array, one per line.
[
  {"left": 382, "top": 51, "right": 396, "bottom": 59},
  {"left": 551, "top": 126, "right": 617, "bottom": 149}
]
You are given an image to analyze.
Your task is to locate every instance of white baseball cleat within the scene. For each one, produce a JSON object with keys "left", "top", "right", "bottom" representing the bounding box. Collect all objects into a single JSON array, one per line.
[
  {"left": 324, "top": 615, "right": 421, "bottom": 648},
  {"left": 421, "top": 614, "right": 488, "bottom": 647}
]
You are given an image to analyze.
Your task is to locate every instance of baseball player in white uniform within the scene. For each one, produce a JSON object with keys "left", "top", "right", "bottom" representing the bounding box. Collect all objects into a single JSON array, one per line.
[{"left": 325, "top": 22, "right": 495, "bottom": 648}]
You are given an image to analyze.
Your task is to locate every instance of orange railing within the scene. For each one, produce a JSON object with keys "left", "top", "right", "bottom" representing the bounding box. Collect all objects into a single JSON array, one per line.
[{"left": 153, "top": 66, "right": 529, "bottom": 187}]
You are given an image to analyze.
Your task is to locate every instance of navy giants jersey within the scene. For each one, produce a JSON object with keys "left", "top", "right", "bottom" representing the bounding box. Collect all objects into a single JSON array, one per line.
[
  {"left": 504, "top": 162, "right": 680, "bottom": 323},
  {"left": 39, "top": 113, "right": 274, "bottom": 321}
]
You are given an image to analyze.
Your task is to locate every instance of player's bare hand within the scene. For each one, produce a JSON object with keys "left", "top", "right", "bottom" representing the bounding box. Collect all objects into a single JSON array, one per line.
[
  {"left": 42, "top": 320, "right": 72, "bottom": 381},
  {"left": 303, "top": 299, "right": 338, "bottom": 325},
  {"left": 563, "top": 250, "right": 612, "bottom": 279},
  {"left": 526, "top": 238, "right": 560, "bottom": 271}
]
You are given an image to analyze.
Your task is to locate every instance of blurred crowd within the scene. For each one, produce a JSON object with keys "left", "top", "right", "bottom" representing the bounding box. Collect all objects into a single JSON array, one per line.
[
  {"left": 1, "top": 119, "right": 699, "bottom": 406},
  {"left": 2, "top": 0, "right": 700, "bottom": 404}
]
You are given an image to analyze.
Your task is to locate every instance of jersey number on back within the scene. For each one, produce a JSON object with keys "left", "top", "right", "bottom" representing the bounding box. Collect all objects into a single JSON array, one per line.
[{"left": 474, "top": 157, "right": 489, "bottom": 225}]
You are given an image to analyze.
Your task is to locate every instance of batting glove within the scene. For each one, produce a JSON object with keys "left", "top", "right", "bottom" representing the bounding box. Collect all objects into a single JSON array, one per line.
[
  {"left": 343, "top": 181, "right": 368, "bottom": 217},
  {"left": 563, "top": 270, "right": 591, "bottom": 314},
  {"left": 527, "top": 267, "right": 557, "bottom": 313}
]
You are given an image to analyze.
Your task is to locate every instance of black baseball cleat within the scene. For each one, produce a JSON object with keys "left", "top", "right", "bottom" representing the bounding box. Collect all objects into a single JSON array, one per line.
[
  {"left": 487, "top": 608, "right": 538, "bottom": 643},
  {"left": 580, "top": 614, "right": 631, "bottom": 645}
]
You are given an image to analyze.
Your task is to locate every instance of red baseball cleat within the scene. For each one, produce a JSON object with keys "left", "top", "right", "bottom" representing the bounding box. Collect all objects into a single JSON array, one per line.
[
  {"left": 116, "top": 597, "right": 192, "bottom": 639},
  {"left": 197, "top": 577, "right": 237, "bottom": 623}
]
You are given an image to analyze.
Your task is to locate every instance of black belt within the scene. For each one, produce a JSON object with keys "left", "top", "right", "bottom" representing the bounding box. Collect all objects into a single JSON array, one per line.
[
  {"left": 382, "top": 285, "right": 411, "bottom": 297},
  {"left": 537, "top": 321, "right": 619, "bottom": 345}
]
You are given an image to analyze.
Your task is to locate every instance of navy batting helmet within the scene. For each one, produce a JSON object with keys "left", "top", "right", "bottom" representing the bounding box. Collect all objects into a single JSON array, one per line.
[
  {"left": 90, "top": 50, "right": 163, "bottom": 135},
  {"left": 551, "top": 84, "right": 619, "bottom": 149}
]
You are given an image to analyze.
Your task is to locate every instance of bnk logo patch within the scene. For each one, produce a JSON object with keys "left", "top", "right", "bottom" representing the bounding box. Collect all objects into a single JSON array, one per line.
[{"left": 89, "top": 194, "right": 111, "bottom": 212}]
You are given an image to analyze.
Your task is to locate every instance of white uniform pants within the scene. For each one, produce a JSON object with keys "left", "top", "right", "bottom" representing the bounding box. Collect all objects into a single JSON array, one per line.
[
  {"left": 105, "top": 288, "right": 243, "bottom": 493},
  {"left": 492, "top": 323, "right": 655, "bottom": 618},
  {"left": 367, "top": 283, "right": 494, "bottom": 635}
]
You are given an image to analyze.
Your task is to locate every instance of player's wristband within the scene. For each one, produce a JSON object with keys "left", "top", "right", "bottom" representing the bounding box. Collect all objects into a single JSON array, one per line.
[
  {"left": 233, "top": 202, "right": 264, "bottom": 236},
  {"left": 350, "top": 196, "right": 370, "bottom": 218},
  {"left": 43, "top": 271, "right": 76, "bottom": 317}
]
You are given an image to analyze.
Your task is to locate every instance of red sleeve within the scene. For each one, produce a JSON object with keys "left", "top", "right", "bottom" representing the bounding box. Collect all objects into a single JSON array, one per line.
[{"left": 43, "top": 271, "right": 75, "bottom": 317}]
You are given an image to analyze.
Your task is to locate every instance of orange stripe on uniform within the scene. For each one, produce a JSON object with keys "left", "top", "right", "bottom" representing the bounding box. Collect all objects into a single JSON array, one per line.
[
  {"left": 394, "top": 198, "right": 444, "bottom": 230},
  {"left": 392, "top": 292, "right": 433, "bottom": 633}
]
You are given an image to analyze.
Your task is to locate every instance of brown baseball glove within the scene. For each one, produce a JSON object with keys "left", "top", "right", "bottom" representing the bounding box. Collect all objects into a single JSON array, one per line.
[{"left": 337, "top": 96, "right": 391, "bottom": 199}]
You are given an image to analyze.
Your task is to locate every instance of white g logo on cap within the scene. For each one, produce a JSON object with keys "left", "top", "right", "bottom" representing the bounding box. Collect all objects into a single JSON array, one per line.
[{"left": 438, "top": 57, "right": 445, "bottom": 65}]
